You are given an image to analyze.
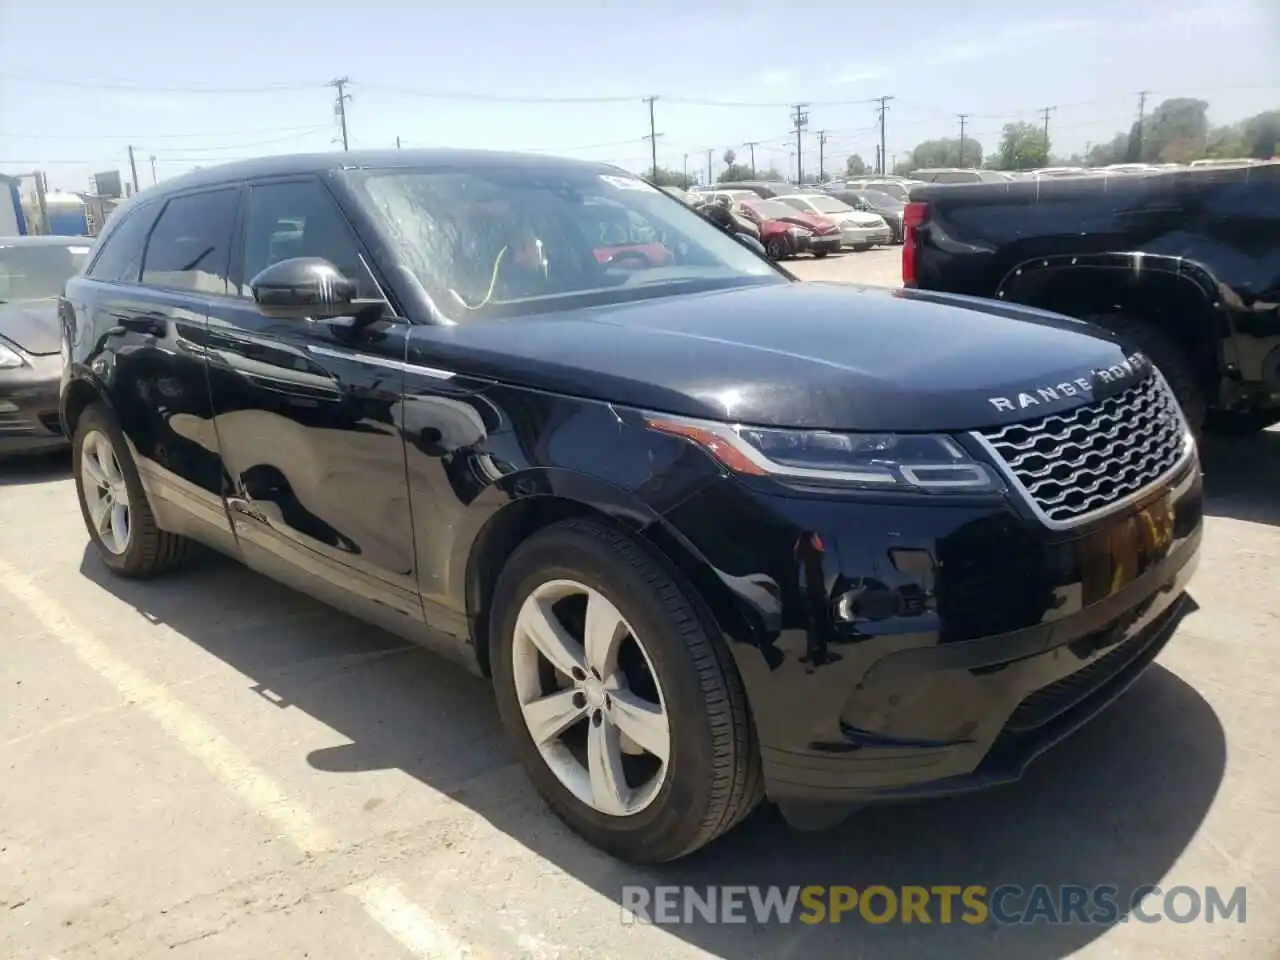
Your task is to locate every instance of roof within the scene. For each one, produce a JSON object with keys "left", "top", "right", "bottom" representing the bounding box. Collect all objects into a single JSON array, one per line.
[
  {"left": 0, "top": 234, "right": 93, "bottom": 246},
  {"left": 152, "top": 148, "right": 622, "bottom": 196}
]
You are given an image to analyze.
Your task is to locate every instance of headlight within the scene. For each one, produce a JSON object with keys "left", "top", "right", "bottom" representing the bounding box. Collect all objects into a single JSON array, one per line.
[
  {"left": 645, "top": 414, "right": 1003, "bottom": 493},
  {"left": 0, "top": 340, "right": 25, "bottom": 369},
  {"left": 787, "top": 226, "right": 812, "bottom": 238}
]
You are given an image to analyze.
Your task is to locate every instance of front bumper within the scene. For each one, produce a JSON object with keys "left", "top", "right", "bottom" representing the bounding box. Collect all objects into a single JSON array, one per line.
[
  {"left": 0, "top": 354, "right": 67, "bottom": 455},
  {"left": 841, "top": 224, "right": 893, "bottom": 247},
  {"left": 660, "top": 454, "right": 1203, "bottom": 808},
  {"left": 808, "top": 234, "right": 843, "bottom": 254}
]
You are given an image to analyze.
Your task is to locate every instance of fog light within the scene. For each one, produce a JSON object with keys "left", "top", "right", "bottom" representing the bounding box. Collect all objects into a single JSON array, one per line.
[{"left": 0, "top": 401, "right": 18, "bottom": 413}]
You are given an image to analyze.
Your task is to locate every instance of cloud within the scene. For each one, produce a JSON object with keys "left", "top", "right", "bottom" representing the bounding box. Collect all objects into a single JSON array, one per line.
[
  {"left": 934, "top": 17, "right": 1096, "bottom": 64},
  {"left": 758, "top": 69, "right": 793, "bottom": 87},
  {"left": 832, "top": 67, "right": 887, "bottom": 85}
]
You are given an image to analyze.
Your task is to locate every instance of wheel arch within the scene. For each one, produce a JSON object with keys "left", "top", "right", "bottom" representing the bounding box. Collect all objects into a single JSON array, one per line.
[
  {"left": 994, "top": 252, "right": 1231, "bottom": 397},
  {"left": 458, "top": 473, "right": 762, "bottom": 684}
]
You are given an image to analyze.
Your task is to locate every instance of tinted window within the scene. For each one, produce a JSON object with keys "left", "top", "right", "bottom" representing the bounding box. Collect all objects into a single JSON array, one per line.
[
  {"left": 86, "top": 205, "right": 156, "bottom": 283},
  {"left": 0, "top": 241, "right": 91, "bottom": 300},
  {"left": 241, "top": 179, "right": 378, "bottom": 298},
  {"left": 141, "top": 189, "right": 238, "bottom": 294},
  {"left": 931, "top": 172, "right": 981, "bottom": 184}
]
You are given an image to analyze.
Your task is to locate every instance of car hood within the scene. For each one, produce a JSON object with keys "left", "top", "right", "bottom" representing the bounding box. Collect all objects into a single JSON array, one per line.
[
  {"left": 415, "top": 282, "right": 1142, "bottom": 433},
  {"left": 0, "top": 298, "right": 60, "bottom": 355},
  {"left": 778, "top": 211, "right": 838, "bottom": 232}
]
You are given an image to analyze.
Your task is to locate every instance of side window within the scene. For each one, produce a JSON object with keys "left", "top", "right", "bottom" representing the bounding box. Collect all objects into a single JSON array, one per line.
[
  {"left": 141, "top": 190, "right": 238, "bottom": 294},
  {"left": 779, "top": 197, "right": 808, "bottom": 212},
  {"left": 86, "top": 204, "right": 157, "bottom": 283},
  {"left": 241, "top": 180, "right": 378, "bottom": 298}
]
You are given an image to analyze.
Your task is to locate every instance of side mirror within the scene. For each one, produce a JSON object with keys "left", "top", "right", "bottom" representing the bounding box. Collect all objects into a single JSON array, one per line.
[
  {"left": 250, "top": 257, "right": 357, "bottom": 319},
  {"left": 736, "top": 233, "right": 767, "bottom": 256}
]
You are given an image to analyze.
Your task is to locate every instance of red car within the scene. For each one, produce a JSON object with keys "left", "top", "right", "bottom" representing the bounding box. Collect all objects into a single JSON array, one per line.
[{"left": 739, "top": 197, "right": 843, "bottom": 258}]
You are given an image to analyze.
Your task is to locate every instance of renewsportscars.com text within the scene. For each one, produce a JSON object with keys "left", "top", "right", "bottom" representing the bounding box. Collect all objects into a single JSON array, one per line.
[{"left": 620, "top": 884, "right": 1248, "bottom": 926}]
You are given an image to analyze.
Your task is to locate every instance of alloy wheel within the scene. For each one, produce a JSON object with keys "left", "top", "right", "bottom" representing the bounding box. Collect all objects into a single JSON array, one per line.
[
  {"left": 511, "top": 579, "right": 671, "bottom": 817},
  {"left": 80, "top": 429, "right": 132, "bottom": 555}
]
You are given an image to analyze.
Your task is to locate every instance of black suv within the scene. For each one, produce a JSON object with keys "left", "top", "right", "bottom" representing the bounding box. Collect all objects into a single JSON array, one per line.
[{"left": 60, "top": 150, "right": 1203, "bottom": 863}]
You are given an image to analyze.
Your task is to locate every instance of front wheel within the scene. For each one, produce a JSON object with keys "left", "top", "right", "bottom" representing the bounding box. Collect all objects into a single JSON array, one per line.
[
  {"left": 490, "top": 518, "right": 762, "bottom": 863},
  {"left": 765, "top": 237, "right": 785, "bottom": 260},
  {"left": 813, "top": 249, "right": 829, "bottom": 259}
]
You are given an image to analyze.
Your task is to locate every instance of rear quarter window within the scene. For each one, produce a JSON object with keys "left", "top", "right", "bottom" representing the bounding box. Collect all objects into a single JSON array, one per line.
[{"left": 85, "top": 203, "right": 159, "bottom": 283}]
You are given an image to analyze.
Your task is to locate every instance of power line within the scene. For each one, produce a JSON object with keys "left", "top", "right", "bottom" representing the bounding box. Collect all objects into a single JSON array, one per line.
[
  {"left": 0, "top": 123, "right": 331, "bottom": 141},
  {"left": 957, "top": 114, "right": 970, "bottom": 167},
  {"left": 817, "top": 130, "right": 828, "bottom": 181},
  {"left": 0, "top": 70, "right": 316, "bottom": 94}
]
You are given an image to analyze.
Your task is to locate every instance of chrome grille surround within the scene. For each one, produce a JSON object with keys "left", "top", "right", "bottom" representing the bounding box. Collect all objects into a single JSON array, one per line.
[{"left": 972, "top": 371, "right": 1194, "bottom": 529}]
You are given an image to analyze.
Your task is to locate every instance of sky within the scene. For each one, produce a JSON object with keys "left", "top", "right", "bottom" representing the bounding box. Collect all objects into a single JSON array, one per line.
[{"left": 1, "top": 0, "right": 1277, "bottom": 194}]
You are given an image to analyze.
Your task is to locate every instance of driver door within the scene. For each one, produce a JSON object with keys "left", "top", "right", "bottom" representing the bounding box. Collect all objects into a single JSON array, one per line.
[{"left": 203, "top": 176, "right": 423, "bottom": 633}]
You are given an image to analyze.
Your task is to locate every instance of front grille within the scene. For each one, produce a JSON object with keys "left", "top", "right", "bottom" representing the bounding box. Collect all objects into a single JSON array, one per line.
[{"left": 977, "top": 373, "right": 1188, "bottom": 525}]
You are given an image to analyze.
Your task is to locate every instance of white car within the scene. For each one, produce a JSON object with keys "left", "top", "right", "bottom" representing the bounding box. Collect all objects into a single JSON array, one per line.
[{"left": 774, "top": 193, "right": 892, "bottom": 250}]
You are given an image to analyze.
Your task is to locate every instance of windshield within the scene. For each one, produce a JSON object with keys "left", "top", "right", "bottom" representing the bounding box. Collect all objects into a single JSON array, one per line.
[
  {"left": 349, "top": 167, "right": 782, "bottom": 319},
  {"left": 0, "top": 242, "right": 89, "bottom": 301},
  {"left": 856, "top": 190, "right": 905, "bottom": 211},
  {"left": 804, "top": 195, "right": 853, "bottom": 214},
  {"left": 746, "top": 199, "right": 804, "bottom": 220},
  {"left": 861, "top": 181, "right": 909, "bottom": 201}
]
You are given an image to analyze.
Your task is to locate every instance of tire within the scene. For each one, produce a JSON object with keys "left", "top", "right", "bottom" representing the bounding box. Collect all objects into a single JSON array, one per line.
[
  {"left": 1204, "top": 409, "right": 1280, "bottom": 436},
  {"left": 490, "top": 518, "right": 762, "bottom": 864},
  {"left": 854, "top": 244, "right": 872, "bottom": 252},
  {"left": 73, "top": 402, "right": 193, "bottom": 578},
  {"left": 813, "top": 249, "right": 829, "bottom": 259},
  {"left": 1081, "top": 312, "right": 1207, "bottom": 439},
  {"left": 765, "top": 237, "right": 785, "bottom": 260}
]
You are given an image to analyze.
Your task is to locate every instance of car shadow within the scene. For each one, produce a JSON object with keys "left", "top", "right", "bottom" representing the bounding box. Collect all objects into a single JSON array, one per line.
[
  {"left": 1199, "top": 426, "right": 1280, "bottom": 526},
  {"left": 0, "top": 449, "right": 71, "bottom": 487},
  {"left": 79, "top": 547, "right": 1226, "bottom": 959}
]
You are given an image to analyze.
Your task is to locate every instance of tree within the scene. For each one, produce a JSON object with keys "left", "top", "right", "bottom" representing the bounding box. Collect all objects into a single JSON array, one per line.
[
  {"left": 844, "top": 154, "right": 868, "bottom": 176},
  {"left": 646, "top": 166, "right": 695, "bottom": 189},
  {"left": 996, "top": 121, "right": 1049, "bottom": 170},
  {"left": 899, "top": 137, "right": 983, "bottom": 172},
  {"left": 722, "top": 149, "right": 737, "bottom": 167},
  {"left": 1144, "top": 98, "right": 1209, "bottom": 162},
  {"left": 1245, "top": 110, "right": 1280, "bottom": 159},
  {"left": 717, "top": 163, "right": 755, "bottom": 183},
  {"left": 757, "top": 166, "right": 786, "bottom": 182}
]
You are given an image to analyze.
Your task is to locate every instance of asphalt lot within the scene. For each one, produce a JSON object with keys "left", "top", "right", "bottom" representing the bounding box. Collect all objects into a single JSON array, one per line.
[{"left": 2, "top": 250, "right": 1277, "bottom": 959}]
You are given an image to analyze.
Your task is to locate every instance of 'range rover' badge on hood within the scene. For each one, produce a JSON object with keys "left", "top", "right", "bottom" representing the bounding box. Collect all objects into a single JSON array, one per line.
[{"left": 988, "top": 352, "right": 1151, "bottom": 412}]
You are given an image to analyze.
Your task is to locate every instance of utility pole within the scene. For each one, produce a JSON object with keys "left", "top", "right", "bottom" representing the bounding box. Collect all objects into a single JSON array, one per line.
[
  {"left": 791, "top": 103, "right": 809, "bottom": 184},
  {"left": 683, "top": 153, "right": 688, "bottom": 182},
  {"left": 33, "top": 171, "right": 48, "bottom": 234},
  {"left": 743, "top": 141, "right": 759, "bottom": 178},
  {"left": 1135, "top": 90, "right": 1150, "bottom": 160},
  {"left": 706, "top": 148, "right": 713, "bottom": 185},
  {"left": 641, "top": 96, "right": 663, "bottom": 182},
  {"left": 127, "top": 145, "right": 139, "bottom": 193},
  {"left": 874, "top": 95, "right": 894, "bottom": 174},
  {"left": 396, "top": 136, "right": 401, "bottom": 149},
  {"left": 817, "top": 130, "right": 828, "bottom": 182},
  {"left": 957, "top": 114, "right": 969, "bottom": 168},
  {"left": 1041, "top": 105, "right": 1057, "bottom": 157},
  {"left": 330, "top": 77, "right": 351, "bottom": 151},
  {"left": 149, "top": 154, "right": 157, "bottom": 185},
  {"left": 875, "top": 145, "right": 881, "bottom": 176}
]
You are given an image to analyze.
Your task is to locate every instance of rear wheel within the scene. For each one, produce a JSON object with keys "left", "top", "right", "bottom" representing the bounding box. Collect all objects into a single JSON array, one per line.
[
  {"left": 813, "top": 249, "right": 829, "bottom": 259},
  {"left": 765, "top": 237, "right": 785, "bottom": 260},
  {"left": 490, "top": 518, "right": 762, "bottom": 863},
  {"left": 73, "top": 403, "right": 193, "bottom": 578},
  {"left": 1081, "top": 312, "right": 1207, "bottom": 440}
]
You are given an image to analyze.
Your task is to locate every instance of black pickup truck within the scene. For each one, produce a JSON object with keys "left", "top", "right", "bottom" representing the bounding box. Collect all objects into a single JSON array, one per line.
[{"left": 903, "top": 164, "right": 1280, "bottom": 435}]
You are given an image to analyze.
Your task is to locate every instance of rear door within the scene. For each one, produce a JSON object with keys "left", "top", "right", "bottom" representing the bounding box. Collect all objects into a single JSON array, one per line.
[
  {"left": 69, "top": 189, "right": 240, "bottom": 550},
  {"left": 203, "top": 175, "right": 423, "bottom": 632}
]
